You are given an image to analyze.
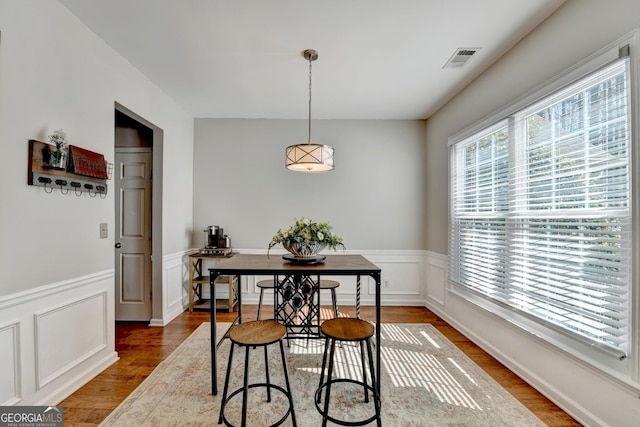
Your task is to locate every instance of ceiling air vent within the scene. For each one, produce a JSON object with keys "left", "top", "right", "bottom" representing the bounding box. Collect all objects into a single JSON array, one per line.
[{"left": 443, "top": 47, "right": 481, "bottom": 69}]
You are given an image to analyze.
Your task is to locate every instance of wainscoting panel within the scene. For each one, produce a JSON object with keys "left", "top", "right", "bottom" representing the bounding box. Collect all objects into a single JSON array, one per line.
[
  {"left": 425, "top": 251, "right": 448, "bottom": 306},
  {"left": 166, "top": 260, "right": 185, "bottom": 309},
  {"left": 159, "top": 252, "right": 187, "bottom": 326},
  {"left": 0, "top": 321, "right": 21, "bottom": 405},
  {"left": 368, "top": 252, "right": 423, "bottom": 300},
  {"left": 0, "top": 270, "right": 117, "bottom": 405},
  {"left": 35, "top": 293, "right": 107, "bottom": 388}
]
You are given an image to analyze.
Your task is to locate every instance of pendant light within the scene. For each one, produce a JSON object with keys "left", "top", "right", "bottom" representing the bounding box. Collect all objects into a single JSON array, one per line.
[{"left": 285, "top": 49, "right": 335, "bottom": 172}]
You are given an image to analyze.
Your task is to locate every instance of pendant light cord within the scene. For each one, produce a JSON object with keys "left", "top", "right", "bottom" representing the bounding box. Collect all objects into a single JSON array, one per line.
[{"left": 308, "top": 55, "right": 312, "bottom": 144}]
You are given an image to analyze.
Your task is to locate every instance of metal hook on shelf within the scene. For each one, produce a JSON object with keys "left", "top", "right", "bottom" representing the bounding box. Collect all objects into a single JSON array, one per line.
[
  {"left": 96, "top": 185, "right": 107, "bottom": 199},
  {"left": 70, "top": 181, "right": 82, "bottom": 196},
  {"left": 84, "top": 183, "right": 97, "bottom": 198},
  {"left": 106, "top": 162, "right": 114, "bottom": 180},
  {"left": 38, "top": 176, "right": 53, "bottom": 193},
  {"left": 55, "top": 179, "right": 69, "bottom": 195}
]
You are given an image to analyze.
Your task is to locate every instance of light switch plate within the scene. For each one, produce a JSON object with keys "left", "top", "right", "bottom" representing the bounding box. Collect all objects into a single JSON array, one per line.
[{"left": 100, "top": 223, "right": 108, "bottom": 239}]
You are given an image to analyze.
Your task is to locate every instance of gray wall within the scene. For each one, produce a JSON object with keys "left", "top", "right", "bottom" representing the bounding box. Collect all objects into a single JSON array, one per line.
[{"left": 193, "top": 119, "right": 425, "bottom": 251}]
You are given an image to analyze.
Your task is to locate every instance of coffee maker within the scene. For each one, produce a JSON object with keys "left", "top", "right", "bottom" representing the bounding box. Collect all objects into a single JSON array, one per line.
[
  {"left": 204, "top": 225, "right": 231, "bottom": 249},
  {"left": 204, "top": 226, "right": 222, "bottom": 248}
]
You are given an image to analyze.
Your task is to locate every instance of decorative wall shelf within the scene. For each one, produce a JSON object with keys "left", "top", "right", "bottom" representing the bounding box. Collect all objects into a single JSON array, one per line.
[{"left": 28, "top": 139, "right": 110, "bottom": 197}]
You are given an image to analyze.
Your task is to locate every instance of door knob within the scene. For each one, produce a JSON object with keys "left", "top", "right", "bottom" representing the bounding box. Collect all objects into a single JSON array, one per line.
[{"left": 115, "top": 242, "right": 122, "bottom": 248}]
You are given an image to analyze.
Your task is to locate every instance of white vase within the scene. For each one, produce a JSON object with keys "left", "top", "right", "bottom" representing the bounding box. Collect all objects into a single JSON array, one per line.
[{"left": 282, "top": 241, "right": 326, "bottom": 258}]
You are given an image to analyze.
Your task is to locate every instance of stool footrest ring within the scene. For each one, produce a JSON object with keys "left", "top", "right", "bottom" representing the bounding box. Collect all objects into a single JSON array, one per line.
[
  {"left": 314, "top": 379, "right": 381, "bottom": 427},
  {"left": 220, "top": 383, "right": 293, "bottom": 427}
]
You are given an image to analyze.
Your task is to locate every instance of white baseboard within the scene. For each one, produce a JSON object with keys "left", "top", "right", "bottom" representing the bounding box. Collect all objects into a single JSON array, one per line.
[{"left": 35, "top": 352, "right": 119, "bottom": 406}]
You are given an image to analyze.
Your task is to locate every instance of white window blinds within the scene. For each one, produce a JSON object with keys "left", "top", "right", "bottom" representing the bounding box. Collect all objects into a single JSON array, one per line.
[{"left": 449, "top": 56, "right": 631, "bottom": 358}]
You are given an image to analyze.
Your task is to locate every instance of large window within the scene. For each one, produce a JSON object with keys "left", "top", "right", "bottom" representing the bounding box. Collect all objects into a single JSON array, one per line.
[{"left": 449, "top": 55, "right": 632, "bottom": 363}]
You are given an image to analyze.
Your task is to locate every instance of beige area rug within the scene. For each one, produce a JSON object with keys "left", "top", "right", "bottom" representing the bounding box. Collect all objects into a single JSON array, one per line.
[{"left": 100, "top": 322, "right": 545, "bottom": 426}]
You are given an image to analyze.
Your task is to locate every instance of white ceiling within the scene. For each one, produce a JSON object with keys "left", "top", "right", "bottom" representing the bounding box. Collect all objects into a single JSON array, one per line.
[{"left": 59, "top": 0, "right": 565, "bottom": 120}]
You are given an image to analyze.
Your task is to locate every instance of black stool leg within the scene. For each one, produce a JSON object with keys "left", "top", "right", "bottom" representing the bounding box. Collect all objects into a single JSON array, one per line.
[
  {"left": 360, "top": 340, "right": 369, "bottom": 403},
  {"left": 366, "top": 338, "right": 382, "bottom": 427},
  {"left": 263, "top": 344, "right": 271, "bottom": 402},
  {"left": 218, "top": 342, "right": 235, "bottom": 425},
  {"left": 331, "top": 289, "right": 339, "bottom": 318},
  {"left": 257, "top": 288, "right": 265, "bottom": 320},
  {"left": 241, "top": 346, "right": 250, "bottom": 427},
  {"left": 279, "top": 339, "right": 297, "bottom": 427},
  {"left": 316, "top": 337, "right": 330, "bottom": 404},
  {"left": 321, "top": 338, "right": 337, "bottom": 427}
]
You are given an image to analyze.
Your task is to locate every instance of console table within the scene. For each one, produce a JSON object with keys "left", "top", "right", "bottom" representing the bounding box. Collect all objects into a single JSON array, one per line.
[{"left": 188, "top": 251, "right": 237, "bottom": 312}]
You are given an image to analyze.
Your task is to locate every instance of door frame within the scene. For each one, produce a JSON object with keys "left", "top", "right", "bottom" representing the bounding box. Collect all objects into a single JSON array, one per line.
[{"left": 115, "top": 102, "right": 164, "bottom": 325}]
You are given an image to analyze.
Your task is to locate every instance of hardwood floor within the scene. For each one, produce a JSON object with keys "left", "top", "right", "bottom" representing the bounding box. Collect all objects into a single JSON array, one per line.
[{"left": 58, "top": 305, "right": 582, "bottom": 426}]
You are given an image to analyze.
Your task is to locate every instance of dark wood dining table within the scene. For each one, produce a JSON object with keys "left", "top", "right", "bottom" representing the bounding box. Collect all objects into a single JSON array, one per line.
[{"left": 209, "top": 253, "right": 382, "bottom": 396}]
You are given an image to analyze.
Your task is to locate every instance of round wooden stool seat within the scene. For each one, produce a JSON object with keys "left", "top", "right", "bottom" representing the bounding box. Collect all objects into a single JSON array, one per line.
[
  {"left": 320, "top": 318, "right": 374, "bottom": 342},
  {"left": 319, "top": 280, "right": 340, "bottom": 289},
  {"left": 229, "top": 320, "right": 286, "bottom": 346},
  {"left": 256, "top": 279, "right": 273, "bottom": 289}
]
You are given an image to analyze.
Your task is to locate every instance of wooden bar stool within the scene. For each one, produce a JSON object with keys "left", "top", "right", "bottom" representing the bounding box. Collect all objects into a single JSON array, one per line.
[
  {"left": 315, "top": 318, "right": 381, "bottom": 427},
  {"left": 256, "top": 278, "right": 341, "bottom": 319},
  {"left": 218, "top": 320, "right": 297, "bottom": 427}
]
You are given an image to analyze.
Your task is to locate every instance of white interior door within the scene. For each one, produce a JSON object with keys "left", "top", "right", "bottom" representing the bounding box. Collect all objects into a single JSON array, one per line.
[{"left": 114, "top": 149, "right": 153, "bottom": 321}]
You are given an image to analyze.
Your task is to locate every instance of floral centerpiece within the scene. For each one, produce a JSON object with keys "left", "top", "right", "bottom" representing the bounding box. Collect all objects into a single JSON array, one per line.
[{"left": 268, "top": 217, "right": 345, "bottom": 258}]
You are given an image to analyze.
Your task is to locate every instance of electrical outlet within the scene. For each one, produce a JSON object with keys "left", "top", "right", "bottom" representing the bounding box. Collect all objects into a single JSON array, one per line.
[
  {"left": 100, "top": 223, "right": 108, "bottom": 239},
  {"left": 383, "top": 280, "right": 390, "bottom": 288}
]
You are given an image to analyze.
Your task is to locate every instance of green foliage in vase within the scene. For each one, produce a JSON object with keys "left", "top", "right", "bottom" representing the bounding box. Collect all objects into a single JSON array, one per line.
[
  {"left": 47, "top": 129, "right": 68, "bottom": 151},
  {"left": 268, "top": 217, "right": 345, "bottom": 257}
]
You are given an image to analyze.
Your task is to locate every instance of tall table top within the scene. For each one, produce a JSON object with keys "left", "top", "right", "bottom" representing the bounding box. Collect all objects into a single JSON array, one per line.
[{"left": 210, "top": 253, "right": 381, "bottom": 277}]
